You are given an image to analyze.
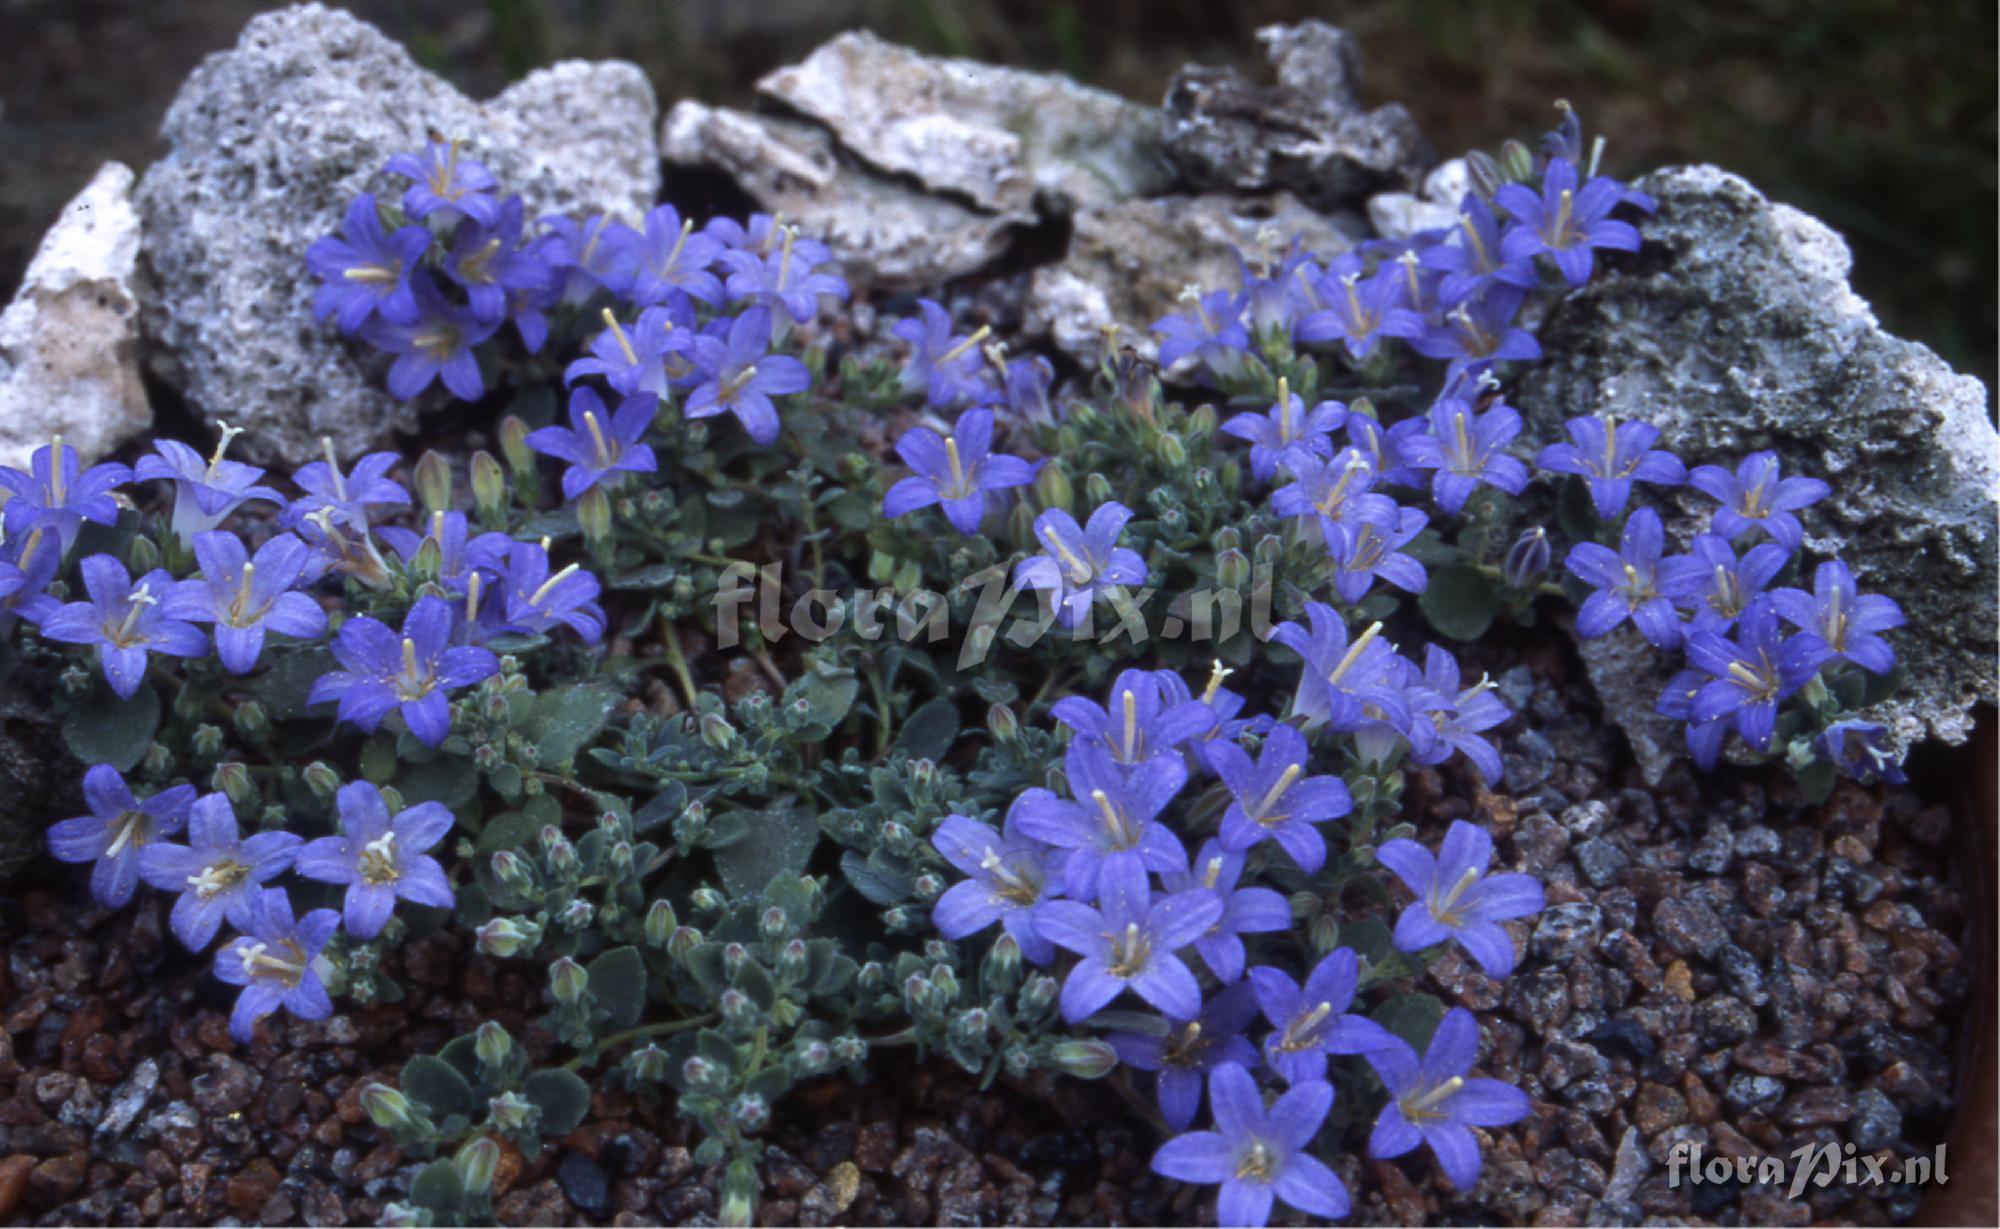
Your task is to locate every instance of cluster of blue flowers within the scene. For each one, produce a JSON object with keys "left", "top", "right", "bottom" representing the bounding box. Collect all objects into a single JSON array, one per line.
[
  {"left": 929, "top": 651, "right": 1542, "bottom": 1221},
  {"left": 308, "top": 139, "right": 845, "bottom": 446}
]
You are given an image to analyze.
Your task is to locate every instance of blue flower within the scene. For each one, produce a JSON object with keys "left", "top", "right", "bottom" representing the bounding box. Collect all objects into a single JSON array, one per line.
[
  {"left": 0, "top": 436, "right": 131, "bottom": 559},
  {"left": 685, "top": 307, "right": 812, "bottom": 445},
  {"left": 1271, "top": 605, "right": 1412, "bottom": 733},
  {"left": 0, "top": 528, "right": 61, "bottom": 632},
  {"left": 1376, "top": 818, "right": 1545, "bottom": 978},
  {"left": 893, "top": 300, "right": 999, "bottom": 410},
  {"left": 630, "top": 205, "right": 724, "bottom": 306},
  {"left": 1689, "top": 451, "right": 1830, "bottom": 553},
  {"left": 284, "top": 441, "right": 411, "bottom": 533},
  {"left": 384, "top": 140, "right": 500, "bottom": 226},
  {"left": 1658, "top": 532, "right": 1791, "bottom": 635},
  {"left": 525, "top": 386, "right": 659, "bottom": 500},
  {"left": 36, "top": 556, "right": 207, "bottom": 698},
  {"left": 1108, "top": 982, "right": 1261, "bottom": 1132},
  {"left": 1496, "top": 156, "right": 1642, "bottom": 285},
  {"left": 1153, "top": 286, "right": 1251, "bottom": 379},
  {"left": 137, "top": 793, "right": 301, "bottom": 950},
  {"left": 1033, "top": 857, "right": 1220, "bottom": 1023},
  {"left": 1208, "top": 722, "right": 1350, "bottom": 872},
  {"left": 1155, "top": 661, "right": 1272, "bottom": 777},
  {"left": 1683, "top": 600, "right": 1831, "bottom": 752},
  {"left": 306, "top": 595, "right": 499, "bottom": 746},
  {"left": 1013, "top": 503, "right": 1147, "bottom": 631},
  {"left": 1564, "top": 507, "right": 1681, "bottom": 648},
  {"left": 564, "top": 304, "right": 696, "bottom": 399},
  {"left": 537, "top": 213, "right": 639, "bottom": 303},
  {"left": 882, "top": 408, "right": 1038, "bottom": 534},
  {"left": 306, "top": 192, "right": 429, "bottom": 333},
  {"left": 1400, "top": 397, "right": 1529, "bottom": 515},
  {"left": 48, "top": 765, "right": 196, "bottom": 908},
  {"left": 1769, "top": 559, "right": 1903, "bottom": 675},
  {"left": 1150, "top": 1063, "right": 1348, "bottom": 1228},
  {"left": 719, "top": 223, "right": 849, "bottom": 322},
  {"left": 1160, "top": 840, "right": 1292, "bottom": 984},
  {"left": 212, "top": 888, "right": 341, "bottom": 1042},
  {"left": 1011, "top": 741, "right": 1189, "bottom": 902},
  {"left": 1250, "top": 947, "right": 1396, "bottom": 1085},
  {"left": 1420, "top": 194, "right": 1537, "bottom": 306},
  {"left": 928, "top": 809, "right": 1065, "bottom": 964},
  {"left": 488, "top": 539, "right": 605, "bottom": 643},
  {"left": 1656, "top": 667, "right": 1730, "bottom": 771},
  {"left": 359, "top": 272, "right": 499, "bottom": 401},
  {"left": 1322, "top": 498, "right": 1429, "bottom": 603},
  {"left": 1270, "top": 447, "right": 1379, "bottom": 533},
  {"left": 375, "top": 510, "right": 513, "bottom": 598},
  {"left": 160, "top": 531, "right": 327, "bottom": 673},
  {"left": 442, "top": 195, "right": 551, "bottom": 324},
  {"left": 1345, "top": 412, "right": 1430, "bottom": 492},
  {"left": 1049, "top": 668, "right": 1217, "bottom": 772},
  {"left": 1001, "top": 353, "right": 1057, "bottom": 423},
  {"left": 295, "top": 781, "right": 455, "bottom": 938},
  {"left": 1405, "top": 645, "right": 1511, "bottom": 785},
  {"left": 1534, "top": 415, "right": 1686, "bottom": 519},
  {"left": 1407, "top": 282, "right": 1542, "bottom": 374},
  {"left": 133, "top": 430, "right": 286, "bottom": 542},
  {"left": 1294, "top": 258, "right": 1426, "bottom": 360},
  {"left": 1364, "top": 1007, "right": 1532, "bottom": 1191},
  {"left": 1818, "top": 720, "right": 1906, "bottom": 785},
  {"left": 1219, "top": 382, "right": 1346, "bottom": 482}
]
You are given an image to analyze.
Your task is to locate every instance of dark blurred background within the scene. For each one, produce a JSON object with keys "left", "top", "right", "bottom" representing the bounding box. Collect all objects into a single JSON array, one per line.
[{"left": 2, "top": 0, "right": 1993, "bottom": 394}]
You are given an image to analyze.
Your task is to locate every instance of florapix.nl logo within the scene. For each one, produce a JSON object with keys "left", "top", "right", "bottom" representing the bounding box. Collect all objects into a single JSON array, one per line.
[{"left": 1667, "top": 1139, "right": 1949, "bottom": 1200}]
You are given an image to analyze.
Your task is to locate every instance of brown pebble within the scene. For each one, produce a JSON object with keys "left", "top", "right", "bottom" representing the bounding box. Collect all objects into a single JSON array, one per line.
[
  {"left": 826, "top": 1160, "right": 861, "bottom": 1212},
  {"left": 29, "top": 1149, "right": 87, "bottom": 1200},
  {"left": 1663, "top": 960, "right": 1694, "bottom": 1002},
  {"left": 0, "top": 1154, "right": 37, "bottom": 1219},
  {"left": 226, "top": 1159, "right": 281, "bottom": 1215}
]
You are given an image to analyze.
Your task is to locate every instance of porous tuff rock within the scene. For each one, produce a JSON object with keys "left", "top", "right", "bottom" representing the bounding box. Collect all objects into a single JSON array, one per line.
[
  {"left": 136, "top": 3, "right": 660, "bottom": 466},
  {"left": 756, "top": 30, "right": 1173, "bottom": 218},
  {"left": 1026, "top": 193, "right": 1359, "bottom": 362},
  {"left": 0, "top": 162, "right": 148, "bottom": 471},
  {"left": 1163, "top": 21, "right": 1428, "bottom": 210},
  {"left": 659, "top": 102, "right": 1020, "bottom": 291},
  {"left": 1519, "top": 165, "right": 1998, "bottom": 758}
]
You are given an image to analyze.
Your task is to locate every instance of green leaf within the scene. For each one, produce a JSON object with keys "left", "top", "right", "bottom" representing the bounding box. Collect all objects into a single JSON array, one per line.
[
  {"left": 745, "top": 1064, "right": 793, "bottom": 1102},
  {"left": 732, "top": 958, "right": 777, "bottom": 1011},
  {"left": 396, "top": 757, "right": 480, "bottom": 809},
  {"left": 1418, "top": 564, "right": 1502, "bottom": 641},
  {"left": 1373, "top": 992, "right": 1445, "bottom": 1053},
  {"left": 1342, "top": 918, "right": 1392, "bottom": 965},
  {"left": 893, "top": 697, "right": 960, "bottom": 762},
  {"left": 783, "top": 669, "right": 859, "bottom": 736},
  {"left": 1795, "top": 759, "right": 1837, "bottom": 806},
  {"left": 410, "top": 1159, "right": 465, "bottom": 1211},
  {"left": 841, "top": 849, "right": 913, "bottom": 906},
  {"left": 714, "top": 805, "right": 820, "bottom": 899},
  {"left": 695, "top": 1029, "right": 739, "bottom": 1072},
  {"left": 62, "top": 682, "right": 159, "bottom": 772},
  {"left": 530, "top": 684, "right": 621, "bottom": 768},
  {"left": 253, "top": 648, "right": 336, "bottom": 719},
  {"left": 401, "top": 1055, "right": 475, "bottom": 1117},
  {"left": 476, "top": 811, "right": 539, "bottom": 857},
  {"left": 588, "top": 946, "right": 647, "bottom": 1030},
  {"left": 521, "top": 1068, "right": 592, "bottom": 1137}
]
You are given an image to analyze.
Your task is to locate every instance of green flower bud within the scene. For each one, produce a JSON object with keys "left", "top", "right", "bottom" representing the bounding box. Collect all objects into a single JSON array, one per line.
[
  {"left": 410, "top": 534, "right": 443, "bottom": 582},
  {"left": 980, "top": 933, "right": 1022, "bottom": 997},
  {"left": 759, "top": 906, "right": 789, "bottom": 941},
  {"left": 719, "top": 1157, "right": 759, "bottom": 1228},
  {"left": 377, "top": 785, "right": 403, "bottom": 813},
  {"left": 912, "top": 873, "right": 944, "bottom": 901},
  {"left": 609, "top": 840, "right": 635, "bottom": 879},
  {"left": 490, "top": 850, "right": 532, "bottom": 892},
  {"left": 475, "top": 916, "right": 541, "bottom": 958},
  {"left": 1084, "top": 471, "right": 1114, "bottom": 505},
  {"left": 1020, "top": 974, "right": 1058, "bottom": 1016},
  {"left": 454, "top": 1136, "right": 499, "bottom": 1196},
  {"left": 901, "top": 973, "right": 936, "bottom": 1018},
  {"left": 986, "top": 702, "right": 1019, "bottom": 743},
  {"left": 1048, "top": 1038, "right": 1118, "bottom": 1079},
  {"left": 777, "top": 938, "right": 808, "bottom": 982},
  {"left": 667, "top": 925, "right": 703, "bottom": 964},
  {"left": 141, "top": 740, "right": 172, "bottom": 776},
  {"left": 1186, "top": 402, "right": 1219, "bottom": 437},
  {"left": 730, "top": 1093, "right": 769, "bottom": 1133},
  {"left": 795, "top": 1039, "right": 832, "bottom": 1074},
  {"left": 719, "top": 987, "right": 757, "bottom": 1030},
  {"left": 232, "top": 700, "right": 269, "bottom": 739},
  {"left": 191, "top": 723, "right": 225, "bottom": 760},
  {"left": 721, "top": 942, "right": 750, "bottom": 976},
  {"left": 949, "top": 1007, "right": 989, "bottom": 1048},
  {"left": 1466, "top": 149, "right": 1505, "bottom": 200},
  {"left": 549, "top": 956, "right": 588, "bottom": 1006},
  {"left": 487, "top": 1090, "right": 534, "bottom": 1131},
  {"left": 211, "top": 761, "right": 253, "bottom": 806},
  {"left": 631, "top": 1042, "right": 670, "bottom": 1083},
  {"left": 474, "top": 1021, "right": 513, "bottom": 1070},
  {"left": 857, "top": 961, "right": 886, "bottom": 995},
  {"left": 879, "top": 820, "right": 914, "bottom": 856},
  {"left": 556, "top": 898, "right": 595, "bottom": 929},
  {"left": 1253, "top": 532, "right": 1283, "bottom": 568},
  {"left": 644, "top": 900, "right": 677, "bottom": 948},
  {"left": 699, "top": 713, "right": 737, "bottom": 751},
  {"left": 930, "top": 965, "right": 960, "bottom": 1004},
  {"left": 470, "top": 450, "right": 507, "bottom": 521},
  {"left": 831, "top": 1034, "right": 867, "bottom": 1065},
  {"left": 361, "top": 1084, "right": 418, "bottom": 1131},
  {"left": 1216, "top": 547, "right": 1250, "bottom": 590},
  {"left": 498, "top": 415, "right": 535, "bottom": 478},
  {"left": 1157, "top": 432, "right": 1188, "bottom": 469},
  {"left": 1034, "top": 461, "right": 1073, "bottom": 513},
  {"left": 576, "top": 485, "right": 613, "bottom": 549},
  {"left": 1500, "top": 137, "right": 1535, "bottom": 183},
  {"left": 414, "top": 450, "right": 453, "bottom": 514},
  {"left": 681, "top": 1054, "right": 722, "bottom": 1091},
  {"left": 690, "top": 885, "right": 725, "bottom": 914},
  {"left": 124, "top": 533, "right": 160, "bottom": 577}
]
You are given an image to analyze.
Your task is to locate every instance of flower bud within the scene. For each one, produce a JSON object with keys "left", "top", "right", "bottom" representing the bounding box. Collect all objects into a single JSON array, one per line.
[
  {"left": 191, "top": 723, "right": 225, "bottom": 760},
  {"left": 577, "top": 485, "right": 613, "bottom": 549},
  {"left": 831, "top": 1034, "right": 867, "bottom": 1065},
  {"left": 454, "top": 1136, "right": 499, "bottom": 1196},
  {"left": 644, "top": 899, "right": 677, "bottom": 948},
  {"left": 857, "top": 961, "right": 886, "bottom": 995},
  {"left": 1157, "top": 432, "right": 1188, "bottom": 470},
  {"left": 1020, "top": 974, "right": 1058, "bottom": 1016},
  {"left": 1500, "top": 138, "right": 1536, "bottom": 183},
  {"left": 410, "top": 535, "right": 443, "bottom": 582},
  {"left": 980, "top": 933, "right": 1022, "bottom": 997},
  {"left": 476, "top": 916, "right": 541, "bottom": 958},
  {"left": 549, "top": 956, "right": 588, "bottom": 1006},
  {"left": 361, "top": 1084, "right": 417, "bottom": 1131},
  {"left": 1187, "top": 402, "right": 1219, "bottom": 437},
  {"left": 475, "top": 1021, "right": 513, "bottom": 1070},
  {"left": 949, "top": 1007, "right": 989, "bottom": 1048},
  {"left": 730, "top": 1093, "right": 769, "bottom": 1133},
  {"left": 777, "top": 938, "right": 809, "bottom": 982},
  {"left": 902, "top": 973, "right": 936, "bottom": 1019},
  {"left": 487, "top": 1090, "right": 533, "bottom": 1131},
  {"left": 232, "top": 700, "right": 269, "bottom": 740},
  {"left": 699, "top": 712, "right": 738, "bottom": 751},
  {"left": 141, "top": 741, "right": 172, "bottom": 776},
  {"left": 1253, "top": 532, "right": 1283, "bottom": 569},
  {"left": 986, "top": 702, "right": 1019, "bottom": 743},
  {"left": 682, "top": 1054, "right": 722, "bottom": 1092},
  {"left": 470, "top": 450, "right": 507, "bottom": 520},
  {"left": 211, "top": 761, "right": 254, "bottom": 806},
  {"left": 630, "top": 1042, "right": 670, "bottom": 1083},
  {"left": 759, "top": 906, "right": 790, "bottom": 941},
  {"left": 879, "top": 820, "right": 914, "bottom": 856},
  {"left": 667, "top": 925, "right": 704, "bottom": 964},
  {"left": 379, "top": 1201, "right": 424, "bottom": 1227},
  {"left": 1004, "top": 1044, "right": 1035, "bottom": 1079},
  {"left": 377, "top": 784, "right": 403, "bottom": 813},
  {"left": 923, "top": 939, "right": 954, "bottom": 965},
  {"left": 1048, "top": 1039, "right": 1119, "bottom": 1079},
  {"left": 557, "top": 897, "right": 595, "bottom": 929},
  {"left": 304, "top": 762, "right": 341, "bottom": 801},
  {"left": 1084, "top": 471, "right": 1114, "bottom": 505},
  {"left": 912, "top": 873, "right": 944, "bottom": 901},
  {"left": 722, "top": 942, "right": 750, "bottom": 976},
  {"left": 719, "top": 1157, "right": 758, "bottom": 1228},
  {"left": 795, "top": 1039, "right": 832, "bottom": 1074},
  {"left": 1466, "top": 149, "right": 1505, "bottom": 200},
  {"left": 719, "top": 987, "right": 757, "bottom": 1030},
  {"left": 545, "top": 834, "right": 579, "bottom": 876},
  {"left": 1216, "top": 547, "right": 1251, "bottom": 590},
  {"left": 884, "top": 905, "right": 918, "bottom": 933},
  {"left": 609, "top": 840, "right": 636, "bottom": 879},
  {"left": 414, "top": 450, "right": 453, "bottom": 514},
  {"left": 690, "top": 885, "right": 725, "bottom": 915},
  {"left": 498, "top": 415, "right": 535, "bottom": 478},
  {"left": 930, "top": 964, "right": 960, "bottom": 1004},
  {"left": 490, "top": 850, "right": 533, "bottom": 893},
  {"left": 124, "top": 533, "right": 160, "bottom": 576},
  {"left": 1034, "top": 462, "right": 1073, "bottom": 513},
  {"left": 1503, "top": 527, "right": 1552, "bottom": 589}
]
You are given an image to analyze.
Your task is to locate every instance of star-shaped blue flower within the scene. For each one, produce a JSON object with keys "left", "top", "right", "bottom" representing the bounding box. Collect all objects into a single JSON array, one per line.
[
  {"left": 306, "top": 594, "right": 499, "bottom": 746},
  {"left": 1364, "top": 1007, "right": 1532, "bottom": 1191},
  {"left": 36, "top": 556, "right": 207, "bottom": 697},
  {"left": 525, "top": 386, "right": 659, "bottom": 501},
  {"left": 684, "top": 307, "right": 811, "bottom": 445},
  {"left": 295, "top": 781, "right": 455, "bottom": 938},
  {"left": 1377, "top": 819, "right": 1545, "bottom": 978},
  {"left": 882, "top": 408, "right": 1038, "bottom": 534}
]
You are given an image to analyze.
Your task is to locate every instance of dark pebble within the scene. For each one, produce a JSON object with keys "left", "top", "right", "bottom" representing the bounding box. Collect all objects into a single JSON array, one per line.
[
  {"left": 1723, "top": 1073, "right": 1785, "bottom": 1112},
  {"left": 1532, "top": 902, "right": 1603, "bottom": 963},
  {"left": 1503, "top": 728, "right": 1558, "bottom": 791},
  {"left": 1687, "top": 828, "right": 1733, "bottom": 875},
  {"left": 1586, "top": 1015, "right": 1657, "bottom": 1062},
  {"left": 1654, "top": 896, "right": 1727, "bottom": 959},
  {"left": 557, "top": 1150, "right": 610, "bottom": 1217},
  {"left": 1575, "top": 837, "right": 1631, "bottom": 887},
  {"left": 1732, "top": 826, "right": 1782, "bottom": 860}
]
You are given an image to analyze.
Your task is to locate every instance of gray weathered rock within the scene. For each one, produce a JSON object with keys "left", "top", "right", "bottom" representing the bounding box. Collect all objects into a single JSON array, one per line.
[
  {"left": 1164, "top": 21, "right": 1427, "bottom": 210},
  {"left": 660, "top": 101, "right": 1022, "bottom": 290},
  {"left": 1519, "top": 165, "right": 1998, "bottom": 759},
  {"left": 0, "top": 162, "right": 148, "bottom": 470},
  {"left": 1368, "top": 157, "right": 1471, "bottom": 240},
  {"left": 758, "top": 31, "right": 1172, "bottom": 217},
  {"left": 1026, "top": 193, "right": 1360, "bottom": 362},
  {"left": 136, "top": 3, "right": 660, "bottom": 465}
]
